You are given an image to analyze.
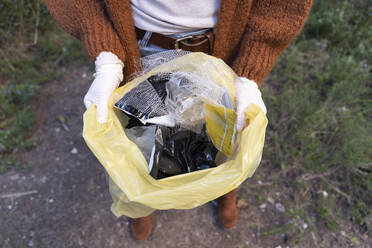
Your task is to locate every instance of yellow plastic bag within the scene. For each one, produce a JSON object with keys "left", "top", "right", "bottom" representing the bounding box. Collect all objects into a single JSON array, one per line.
[{"left": 83, "top": 53, "right": 268, "bottom": 218}]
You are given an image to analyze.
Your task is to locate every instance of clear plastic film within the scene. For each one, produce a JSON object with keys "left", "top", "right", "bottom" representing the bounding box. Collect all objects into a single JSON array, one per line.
[
  {"left": 124, "top": 125, "right": 156, "bottom": 166},
  {"left": 83, "top": 52, "right": 268, "bottom": 218}
]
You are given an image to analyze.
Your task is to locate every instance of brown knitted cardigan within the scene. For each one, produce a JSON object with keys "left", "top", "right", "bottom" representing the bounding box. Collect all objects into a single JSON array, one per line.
[{"left": 45, "top": 0, "right": 313, "bottom": 86}]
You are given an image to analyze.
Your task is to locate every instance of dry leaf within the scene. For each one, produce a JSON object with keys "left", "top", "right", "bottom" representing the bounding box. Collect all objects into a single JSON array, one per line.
[{"left": 58, "top": 114, "right": 70, "bottom": 131}]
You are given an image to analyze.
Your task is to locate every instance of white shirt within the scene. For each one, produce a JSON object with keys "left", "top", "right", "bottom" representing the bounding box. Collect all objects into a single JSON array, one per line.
[{"left": 130, "top": 0, "right": 221, "bottom": 35}]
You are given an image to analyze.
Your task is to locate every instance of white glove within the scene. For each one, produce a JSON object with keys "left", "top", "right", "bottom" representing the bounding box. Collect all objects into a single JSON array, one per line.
[
  {"left": 235, "top": 77, "right": 267, "bottom": 131},
  {"left": 84, "top": 52, "right": 124, "bottom": 123}
]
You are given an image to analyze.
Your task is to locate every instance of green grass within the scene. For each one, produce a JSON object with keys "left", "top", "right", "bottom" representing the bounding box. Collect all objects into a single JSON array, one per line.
[
  {"left": 260, "top": 0, "right": 371, "bottom": 235},
  {"left": 0, "top": 1, "right": 86, "bottom": 173}
]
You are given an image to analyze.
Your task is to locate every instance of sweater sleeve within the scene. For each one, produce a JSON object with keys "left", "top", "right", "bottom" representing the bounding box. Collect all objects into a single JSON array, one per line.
[
  {"left": 231, "top": 0, "right": 313, "bottom": 86},
  {"left": 45, "top": 0, "right": 126, "bottom": 63}
]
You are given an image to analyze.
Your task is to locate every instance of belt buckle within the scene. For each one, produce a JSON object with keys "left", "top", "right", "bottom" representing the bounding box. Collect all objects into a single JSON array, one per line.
[{"left": 174, "top": 36, "right": 194, "bottom": 50}]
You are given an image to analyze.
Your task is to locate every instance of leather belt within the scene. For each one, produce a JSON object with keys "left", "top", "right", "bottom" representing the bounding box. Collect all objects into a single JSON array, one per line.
[{"left": 135, "top": 27, "right": 214, "bottom": 54}]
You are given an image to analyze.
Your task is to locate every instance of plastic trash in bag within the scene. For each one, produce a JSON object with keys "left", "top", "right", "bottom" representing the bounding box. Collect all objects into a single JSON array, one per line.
[
  {"left": 116, "top": 68, "right": 233, "bottom": 179},
  {"left": 116, "top": 68, "right": 228, "bottom": 179},
  {"left": 124, "top": 115, "right": 218, "bottom": 180},
  {"left": 124, "top": 114, "right": 219, "bottom": 179},
  {"left": 83, "top": 51, "right": 268, "bottom": 218},
  {"left": 115, "top": 66, "right": 236, "bottom": 156},
  {"left": 150, "top": 125, "right": 218, "bottom": 179}
]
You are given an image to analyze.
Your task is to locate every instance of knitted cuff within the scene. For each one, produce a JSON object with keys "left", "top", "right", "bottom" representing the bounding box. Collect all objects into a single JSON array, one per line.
[{"left": 231, "top": 41, "right": 278, "bottom": 88}]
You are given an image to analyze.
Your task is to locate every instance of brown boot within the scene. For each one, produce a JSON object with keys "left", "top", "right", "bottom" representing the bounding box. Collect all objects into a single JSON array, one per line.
[
  {"left": 130, "top": 213, "right": 154, "bottom": 240},
  {"left": 218, "top": 189, "right": 238, "bottom": 229}
]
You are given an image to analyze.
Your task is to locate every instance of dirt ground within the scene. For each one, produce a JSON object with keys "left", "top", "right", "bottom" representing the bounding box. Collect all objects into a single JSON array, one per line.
[{"left": 0, "top": 65, "right": 370, "bottom": 248}]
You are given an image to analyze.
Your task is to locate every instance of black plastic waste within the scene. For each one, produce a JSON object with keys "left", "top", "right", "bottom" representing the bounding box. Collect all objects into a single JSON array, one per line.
[
  {"left": 114, "top": 74, "right": 170, "bottom": 122},
  {"left": 150, "top": 125, "right": 218, "bottom": 179}
]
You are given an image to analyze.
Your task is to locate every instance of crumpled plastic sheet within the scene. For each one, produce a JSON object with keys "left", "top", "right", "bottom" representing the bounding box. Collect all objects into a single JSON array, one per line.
[{"left": 150, "top": 125, "right": 218, "bottom": 179}]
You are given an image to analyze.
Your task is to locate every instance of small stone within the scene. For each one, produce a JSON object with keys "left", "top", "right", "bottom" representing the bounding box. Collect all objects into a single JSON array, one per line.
[
  {"left": 302, "top": 222, "right": 308, "bottom": 229},
  {"left": 55, "top": 157, "right": 60, "bottom": 161},
  {"left": 49, "top": 198, "right": 54, "bottom": 203},
  {"left": 55, "top": 127, "right": 61, "bottom": 133},
  {"left": 40, "top": 176, "right": 47, "bottom": 184},
  {"left": 275, "top": 246, "right": 282, "bottom": 248},
  {"left": 257, "top": 180, "right": 263, "bottom": 185},
  {"left": 267, "top": 197, "right": 274, "bottom": 204},
  {"left": 28, "top": 240, "right": 34, "bottom": 247},
  {"left": 321, "top": 191, "right": 328, "bottom": 198},
  {"left": 71, "top": 147, "right": 78, "bottom": 154},
  {"left": 340, "top": 231, "right": 346, "bottom": 236},
  {"left": 10, "top": 174, "right": 20, "bottom": 180},
  {"left": 82, "top": 73, "right": 87, "bottom": 78},
  {"left": 8, "top": 205, "right": 12, "bottom": 209},
  {"left": 237, "top": 199, "right": 249, "bottom": 209},
  {"left": 275, "top": 203, "right": 285, "bottom": 213},
  {"left": 259, "top": 203, "right": 267, "bottom": 209}
]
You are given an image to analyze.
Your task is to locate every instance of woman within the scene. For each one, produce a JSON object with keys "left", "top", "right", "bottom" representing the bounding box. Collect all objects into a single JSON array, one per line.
[{"left": 45, "top": 0, "right": 313, "bottom": 241}]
